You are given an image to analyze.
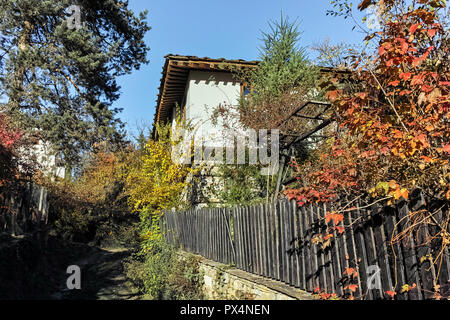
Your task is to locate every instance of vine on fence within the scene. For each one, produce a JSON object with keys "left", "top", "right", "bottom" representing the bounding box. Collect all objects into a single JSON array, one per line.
[{"left": 286, "top": 0, "right": 449, "bottom": 299}]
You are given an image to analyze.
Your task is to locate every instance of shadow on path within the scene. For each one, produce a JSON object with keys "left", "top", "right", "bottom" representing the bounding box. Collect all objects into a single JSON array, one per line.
[{"left": 52, "top": 247, "right": 142, "bottom": 300}]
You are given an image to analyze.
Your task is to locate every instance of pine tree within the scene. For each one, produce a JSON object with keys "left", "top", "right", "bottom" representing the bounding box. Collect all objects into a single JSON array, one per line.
[
  {"left": 246, "top": 15, "right": 318, "bottom": 104},
  {"left": 237, "top": 15, "right": 320, "bottom": 131},
  {"left": 0, "top": 0, "right": 150, "bottom": 168}
]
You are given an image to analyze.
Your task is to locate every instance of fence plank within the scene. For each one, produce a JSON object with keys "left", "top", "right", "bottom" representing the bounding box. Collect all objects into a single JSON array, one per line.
[
  {"left": 210, "top": 209, "right": 214, "bottom": 260},
  {"left": 255, "top": 205, "right": 262, "bottom": 276},
  {"left": 269, "top": 202, "right": 278, "bottom": 280},
  {"left": 313, "top": 204, "right": 327, "bottom": 291},
  {"left": 258, "top": 204, "right": 265, "bottom": 277},
  {"left": 172, "top": 211, "right": 177, "bottom": 246},
  {"left": 274, "top": 201, "right": 281, "bottom": 281},
  {"left": 301, "top": 205, "right": 313, "bottom": 291},
  {"left": 321, "top": 203, "right": 336, "bottom": 294},
  {"left": 384, "top": 204, "right": 408, "bottom": 300},
  {"left": 224, "top": 209, "right": 229, "bottom": 264},
  {"left": 240, "top": 206, "right": 248, "bottom": 272},
  {"left": 248, "top": 206, "right": 255, "bottom": 274},
  {"left": 415, "top": 213, "right": 437, "bottom": 298},
  {"left": 238, "top": 207, "right": 245, "bottom": 269},
  {"left": 262, "top": 204, "right": 269, "bottom": 278},
  {"left": 396, "top": 200, "right": 423, "bottom": 300},
  {"left": 253, "top": 205, "right": 259, "bottom": 275},
  {"left": 362, "top": 205, "right": 382, "bottom": 299},
  {"left": 186, "top": 210, "right": 190, "bottom": 252},
  {"left": 198, "top": 210, "right": 202, "bottom": 256},
  {"left": 297, "top": 205, "right": 307, "bottom": 290},
  {"left": 169, "top": 211, "right": 173, "bottom": 245},
  {"left": 188, "top": 210, "right": 192, "bottom": 252},
  {"left": 280, "top": 200, "right": 288, "bottom": 283},
  {"left": 223, "top": 209, "right": 230, "bottom": 265},
  {"left": 193, "top": 210, "right": 196, "bottom": 254},
  {"left": 288, "top": 200, "right": 297, "bottom": 287},
  {"left": 182, "top": 211, "right": 186, "bottom": 251},
  {"left": 221, "top": 210, "right": 225, "bottom": 264},
  {"left": 210, "top": 209, "right": 213, "bottom": 261},
  {"left": 204, "top": 209, "right": 209, "bottom": 260},
  {"left": 286, "top": 200, "right": 293, "bottom": 284},
  {"left": 434, "top": 207, "right": 450, "bottom": 297},
  {"left": 327, "top": 202, "right": 343, "bottom": 296},
  {"left": 213, "top": 209, "right": 217, "bottom": 262},
  {"left": 203, "top": 209, "right": 206, "bottom": 258},
  {"left": 336, "top": 208, "right": 349, "bottom": 297},
  {"left": 230, "top": 209, "right": 235, "bottom": 265},
  {"left": 344, "top": 204, "right": 363, "bottom": 299},
  {"left": 285, "top": 200, "right": 292, "bottom": 285},
  {"left": 217, "top": 209, "right": 221, "bottom": 262},
  {"left": 217, "top": 208, "right": 221, "bottom": 262},
  {"left": 261, "top": 203, "right": 269, "bottom": 278},
  {"left": 264, "top": 203, "right": 271, "bottom": 278},
  {"left": 254, "top": 205, "right": 261, "bottom": 275},
  {"left": 249, "top": 206, "right": 257, "bottom": 274},
  {"left": 370, "top": 203, "right": 395, "bottom": 298},
  {"left": 212, "top": 209, "right": 216, "bottom": 261},
  {"left": 166, "top": 212, "right": 171, "bottom": 244},
  {"left": 242, "top": 207, "right": 253, "bottom": 272},
  {"left": 292, "top": 200, "right": 301, "bottom": 288},
  {"left": 308, "top": 205, "right": 320, "bottom": 290},
  {"left": 219, "top": 209, "right": 223, "bottom": 263},
  {"left": 352, "top": 201, "right": 373, "bottom": 300},
  {"left": 233, "top": 207, "right": 241, "bottom": 269}
]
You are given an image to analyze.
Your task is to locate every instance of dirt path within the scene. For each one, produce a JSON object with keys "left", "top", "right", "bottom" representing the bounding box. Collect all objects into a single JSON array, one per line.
[{"left": 51, "top": 247, "right": 143, "bottom": 300}]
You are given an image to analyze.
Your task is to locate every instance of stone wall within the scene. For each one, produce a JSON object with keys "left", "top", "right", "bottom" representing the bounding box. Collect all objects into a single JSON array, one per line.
[{"left": 181, "top": 252, "right": 316, "bottom": 300}]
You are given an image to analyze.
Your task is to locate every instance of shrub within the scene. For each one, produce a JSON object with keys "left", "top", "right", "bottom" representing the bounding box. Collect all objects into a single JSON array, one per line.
[{"left": 125, "top": 239, "right": 204, "bottom": 300}]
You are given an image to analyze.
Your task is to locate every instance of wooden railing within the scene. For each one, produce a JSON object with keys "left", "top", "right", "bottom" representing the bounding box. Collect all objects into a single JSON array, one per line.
[{"left": 0, "top": 183, "right": 49, "bottom": 235}]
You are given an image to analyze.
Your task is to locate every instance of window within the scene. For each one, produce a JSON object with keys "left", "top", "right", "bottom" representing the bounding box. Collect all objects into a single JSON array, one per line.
[{"left": 241, "top": 82, "right": 251, "bottom": 99}]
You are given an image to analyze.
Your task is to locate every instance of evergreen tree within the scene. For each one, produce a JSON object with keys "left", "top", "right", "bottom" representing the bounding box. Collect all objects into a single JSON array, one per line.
[
  {"left": 244, "top": 15, "right": 318, "bottom": 105},
  {"left": 237, "top": 15, "right": 321, "bottom": 132},
  {"left": 0, "top": 0, "right": 150, "bottom": 168}
]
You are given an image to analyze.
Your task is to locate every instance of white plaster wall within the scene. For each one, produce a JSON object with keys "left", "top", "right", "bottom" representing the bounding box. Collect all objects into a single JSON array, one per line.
[
  {"left": 20, "top": 140, "right": 65, "bottom": 179},
  {"left": 183, "top": 70, "right": 243, "bottom": 147}
]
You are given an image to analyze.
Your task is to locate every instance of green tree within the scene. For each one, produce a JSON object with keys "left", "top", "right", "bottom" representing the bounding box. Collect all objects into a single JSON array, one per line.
[
  {"left": 243, "top": 15, "right": 319, "bottom": 105},
  {"left": 237, "top": 15, "right": 321, "bottom": 132},
  {"left": 0, "top": 0, "right": 150, "bottom": 168}
]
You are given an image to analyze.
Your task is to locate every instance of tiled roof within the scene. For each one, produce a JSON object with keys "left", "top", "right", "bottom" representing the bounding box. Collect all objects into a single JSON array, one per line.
[
  {"left": 152, "top": 55, "right": 258, "bottom": 132},
  {"left": 151, "top": 54, "right": 351, "bottom": 137}
]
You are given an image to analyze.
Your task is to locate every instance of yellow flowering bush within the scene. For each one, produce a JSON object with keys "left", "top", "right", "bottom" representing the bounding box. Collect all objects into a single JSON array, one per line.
[
  {"left": 126, "top": 139, "right": 193, "bottom": 214},
  {"left": 125, "top": 123, "right": 196, "bottom": 248}
]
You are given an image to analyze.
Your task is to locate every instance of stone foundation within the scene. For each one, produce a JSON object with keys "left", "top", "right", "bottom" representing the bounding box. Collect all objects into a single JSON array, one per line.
[{"left": 181, "top": 252, "right": 315, "bottom": 300}]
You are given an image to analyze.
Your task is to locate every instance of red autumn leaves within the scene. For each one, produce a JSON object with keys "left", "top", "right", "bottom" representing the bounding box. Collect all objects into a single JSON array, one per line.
[
  {"left": 287, "top": 0, "right": 449, "bottom": 209},
  {"left": 0, "top": 114, "right": 22, "bottom": 150}
]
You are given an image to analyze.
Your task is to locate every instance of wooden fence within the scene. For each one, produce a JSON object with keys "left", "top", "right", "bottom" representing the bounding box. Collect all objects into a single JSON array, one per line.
[
  {"left": 162, "top": 192, "right": 449, "bottom": 300},
  {"left": 0, "top": 183, "right": 49, "bottom": 235}
]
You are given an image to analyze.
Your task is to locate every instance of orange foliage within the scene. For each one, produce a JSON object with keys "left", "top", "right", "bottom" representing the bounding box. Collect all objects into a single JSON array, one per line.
[{"left": 286, "top": 0, "right": 449, "bottom": 205}]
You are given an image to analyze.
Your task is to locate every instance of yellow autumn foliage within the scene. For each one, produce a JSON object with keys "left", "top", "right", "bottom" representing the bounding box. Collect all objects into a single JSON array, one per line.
[{"left": 126, "top": 138, "right": 194, "bottom": 215}]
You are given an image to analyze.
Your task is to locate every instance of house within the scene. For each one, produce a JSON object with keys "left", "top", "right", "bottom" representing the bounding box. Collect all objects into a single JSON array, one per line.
[
  {"left": 153, "top": 55, "right": 261, "bottom": 206},
  {"left": 0, "top": 134, "right": 63, "bottom": 235},
  {"left": 153, "top": 54, "right": 258, "bottom": 142},
  {"left": 29, "top": 139, "right": 66, "bottom": 180},
  {"left": 152, "top": 55, "right": 345, "bottom": 207},
  {"left": 14, "top": 131, "right": 66, "bottom": 180}
]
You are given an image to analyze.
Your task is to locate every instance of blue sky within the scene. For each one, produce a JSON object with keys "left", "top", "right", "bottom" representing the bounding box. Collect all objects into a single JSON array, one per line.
[{"left": 115, "top": 0, "right": 367, "bottom": 139}]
